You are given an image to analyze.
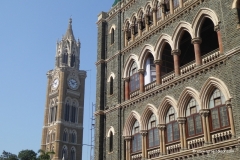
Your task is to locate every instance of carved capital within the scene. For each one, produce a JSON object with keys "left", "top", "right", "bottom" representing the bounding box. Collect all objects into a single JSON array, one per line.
[
  {"left": 171, "top": 49, "right": 181, "bottom": 56},
  {"left": 199, "top": 109, "right": 210, "bottom": 117},
  {"left": 138, "top": 69, "right": 145, "bottom": 74},
  {"left": 214, "top": 24, "right": 220, "bottom": 32},
  {"left": 152, "top": 7, "right": 157, "bottom": 13},
  {"left": 177, "top": 117, "right": 186, "bottom": 124},
  {"left": 191, "top": 37, "right": 202, "bottom": 44},
  {"left": 154, "top": 59, "right": 162, "bottom": 65},
  {"left": 157, "top": 124, "right": 166, "bottom": 130},
  {"left": 123, "top": 136, "right": 132, "bottom": 141},
  {"left": 123, "top": 77, "right": 130, "bottom": 82},
  {"left": 225, "top": 100, "right": 232, "bottom": 108},
  {"left": 140, "top": 130, "right": 148, "bottom": 136}
]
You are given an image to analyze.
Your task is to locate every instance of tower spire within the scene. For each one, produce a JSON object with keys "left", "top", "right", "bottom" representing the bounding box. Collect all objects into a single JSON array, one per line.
[{"left": 64, "top": 18, "right": 75, "bottom": 40}]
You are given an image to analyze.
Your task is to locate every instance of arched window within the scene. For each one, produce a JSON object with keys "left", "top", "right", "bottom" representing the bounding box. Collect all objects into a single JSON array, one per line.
[
  {"left": 186, "top": 98, "right": 202, "bottom": 137},
  {"left": 140, "top": 11, "right": 145, "bottom": 30},
  {"left": 62, "top": 146, "right": 68, "bottom": 159},
  {"left": 161, "top": 43, "right": 174, "bottom": 76},
  {"left": 109, "top": 131, "right": 113, "bottom": 152},
  {"left": 147, "top": 7, "right": 153, "bottom": 25},
  {"left": 156, "top": 1, "right": 162, "bottom": 20},
  {"left": 64, "top": 101, "right": 70, "bottom": 121},
  {"left": 163, "top": 0, "right": 170, "bottom": 14},
  {"left": 126, "top": 22, "right": 131, "bottom": 41},
  {"left": 111, "top": 28, "right": 114, "bottom": 44},
  {"left": 166, "top": 106, "right": 179, "bottom": 143},
  {"left": 62, "top": 51, "right": 68, "bottom": 64},
  {"left": 148, "top": 114, "right": 159, "bottom": 148},
  {"left": 46, "top": 133, "right": 50, "bottom": 144},
  {"left": 63, "top": 129, "right": 68, "bottom": 142},
  {"left": 132, "top": 121, "right": 141, "bottom": 153},
  {"left": 71, "top": 131, "right": 77, "bottom": 143},
  {"left": 144, "top": 54, "right": 156, "bottom": 85},
  {"left": 209, "top": 89, "right": 229, "bottom": 130},
  {"left": 70, "top": 54, "right": 75, "bottom": 67},
  {"left": 49, "top": 106, "right": 57, "bottom": 123},
  {"left": 70, "top": 148, "right": 76, "bottom": 160},
  {"left": 71, "top": 102, "right": 77, "bottom": 123},
  {"left": 110, "top": 77, "right": 113, "bottom": 95},
  {"left": 129, "top": 61, "right": 139, "bottom": 92},
  {"left": 133, "top": 17, "right": 138, "bottom": 35}
]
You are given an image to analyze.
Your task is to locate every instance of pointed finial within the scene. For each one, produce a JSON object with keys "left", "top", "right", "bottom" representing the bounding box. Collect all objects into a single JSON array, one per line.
[{"left": 69, "top": 18, "right": 72, "bottom": 25}]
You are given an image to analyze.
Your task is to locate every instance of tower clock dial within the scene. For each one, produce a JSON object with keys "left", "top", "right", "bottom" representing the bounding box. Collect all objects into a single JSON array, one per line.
[
  {"left": 52, "top": 78, "right": 59, "bottom": 90},
  {"left": 68, "top": 78, "right": 78, "bottom": 90}
]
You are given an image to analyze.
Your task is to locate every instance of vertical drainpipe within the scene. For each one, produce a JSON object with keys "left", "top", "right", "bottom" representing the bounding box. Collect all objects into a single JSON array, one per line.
[{"left": 118, "top": 8, "right": 122, "bottom": 160}]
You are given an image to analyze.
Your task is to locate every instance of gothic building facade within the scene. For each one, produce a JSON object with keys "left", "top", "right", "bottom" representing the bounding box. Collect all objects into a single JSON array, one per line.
[
  {"left": 95, "top": 0, "right": 240, "bottom": 160},
  {"left": 41, "top": 19, "right": 86, "bottom": 160}
]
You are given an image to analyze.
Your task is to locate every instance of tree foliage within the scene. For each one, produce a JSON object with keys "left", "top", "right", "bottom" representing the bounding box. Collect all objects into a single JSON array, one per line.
[
  {"left": 37, "top": 149, "right": 55, "bottom": 160},
  {"left": 0, "top": 150, "right": 18, "bottom": 160},
  {"left": 18, "top": 150, "right": 37, "bottom": 160}
]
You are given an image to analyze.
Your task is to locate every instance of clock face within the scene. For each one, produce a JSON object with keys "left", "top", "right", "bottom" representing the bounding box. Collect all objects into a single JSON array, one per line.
[
  {"left": 68, "top": 78, "right": 78, "bottom": 90},
  {"left": 52, "top": 78, "right": 59, "bottom": 90}
]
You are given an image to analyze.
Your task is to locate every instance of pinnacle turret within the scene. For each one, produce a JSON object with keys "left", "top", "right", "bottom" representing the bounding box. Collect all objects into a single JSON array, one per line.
[{"left": 63, "top": 18, "right": 75, "bottom": 40}]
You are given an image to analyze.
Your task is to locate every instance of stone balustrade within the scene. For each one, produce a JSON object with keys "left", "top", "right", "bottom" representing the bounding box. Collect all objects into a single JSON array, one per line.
[
  {"left": 180, "top": 62, "right": 196, "bottom": 75},
  {"left": 144, "top": 81, "right": 156, "bottom": 91},
  {"left": 130, "top": 89, "right": 139, "bottom": 99},
  {"left": 148, "top": 148, "right": 160, "bottom": 159},
  {"left": 188, "top": 137, "right": 204, "bottom": 149},
  {"left": 166, "top": 143, "right": 181, "bottom": 154},
  {"left": 202, "top": 49, "right": 220, "bottom": 64},
  {"left": 131, "top": 153, "right": 142, "bottom": 160},
  {"left": 212, "top": 130, "right": 232, "bottom": 143},
  {"left": 162, "top": 72, "right": 175, "bottom": 83}
]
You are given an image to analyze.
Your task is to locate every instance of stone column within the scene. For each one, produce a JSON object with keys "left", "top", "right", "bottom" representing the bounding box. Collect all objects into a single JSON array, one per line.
[
  {"left": 179, "top": 0, "right": 183, "bottom": 8},
  {"left": 145, "top": 14, "right": 149, "bottom": 31},
  {"left": 214, "top": 25, "right": 224, "bottom": 54},
  {"left": 152, "top": 7, "right": 157, "bottom": 26},
  {"left": 138, "top": 69, "right": 145, "bottom": 93},
  {"left": 124, "top": 29, "right": 128, "bottom": 47},
  {"left": 124, "top": 77, "right": 130, "bottom": 100},
  {"left": 170, "top": 0, "right": 174, "bottom": 14},
  {"left": 226, "top": 100, "right": 236, "bottom": 138},
  {"left": 154, "top": 60, "right": 162, "bottom": 85},
  {"left": 158, "top": 124, "right": 166, "bottom": 155},
  {"left": 131, "top": 24, "right": 135, "bottom": 41},
  {"left": 137, "top": 19, "right": 142, "bottom": 36},
  {"left": 171, "top": 49, "right": 181, "bottom": 76},
  {"left": 124, "top": 136, "right": 132, "bottom": 160},
  {"left": 192, "top": 37, "right": 202, "bottom": 66},
  {"left": 140, "top": 130, "right": 148, "bottom": 159},
  {"left": 177, "top": 117, "right": 187, "bottom": 150},
  {"left": 199, "top": 109, "right": 210, "bottom": 144}
]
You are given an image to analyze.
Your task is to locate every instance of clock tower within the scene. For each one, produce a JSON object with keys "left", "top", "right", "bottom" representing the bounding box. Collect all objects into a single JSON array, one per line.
[{"left": 41, "top": 19, "right": 86, "bottom": 160}]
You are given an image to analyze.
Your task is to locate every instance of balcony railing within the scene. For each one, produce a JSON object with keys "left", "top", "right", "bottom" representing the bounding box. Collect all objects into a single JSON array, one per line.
[
  {"left": 166, "top": 143, "right": 181, "bottom": 154},
  {"left": 144, "top": 81, "right": 156, "bottom": 91},
  {"left": 202, "top": 49, "right": 220, "bottom": 64},
  {"left": 162, "top": 72, "right": 175, "bottom": 83},
  {"left": 187, "top": 137, "right": 204, "bottom": 149},
  {"left": 147, "top": 148, "right": 160, "bottom": 159},
  {"left": 180, "top": 61, "right": 196, "bottom": 75},
  {"left": 130, "top": 89, "right": 139, "bottom": 99},
  {"left": 211, "top": 130, "right": 232, "bottom": 144},
  {"left": 131, "top": 153, "right": 142, "bottom": 160}
]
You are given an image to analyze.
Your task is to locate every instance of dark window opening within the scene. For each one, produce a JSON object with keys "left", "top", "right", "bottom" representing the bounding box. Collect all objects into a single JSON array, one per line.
[
  {"left": 64, "top": 103, "right": 70, "bottom": 121},
  {"left": 200, "top": 18, "right": 219, "bottom": 56},
  {"left": 163, "top": 0, "right": 170, "bottom": 15},
  {"left": 161, "top": 43, "right": 174, "bottom": 76},
  {"left": 140, "top": 12, "right": 145, "bottom": 30},
  {"left": 132, "top": 121, "right": 142, "bottom": 153},
  {"left": 147, "top": 7, "right": 153, "bottom": 25},
  {"left": 109, "top": 132, "right": 113, "bottom": 152},
  {"left": 70, "top": 54, "right": 75, "bottom": 67},
  {"left": 110, "top": 77, "right": 113, "bottom": 95},
  {"left": 133, "top": 17, "right": 138, "bottom": 35},
  {"left": 62, "top": 53, "right": 68, "bottom": 64},
  {"left": 111, "top": 28, "right": 114, "bottom": 44},
  {"left": 71, "top": 106, "right": 76, "bottom": 123},
  {"left": 179, "top": 31, "right": 195, "bottom": 67},
  {"left": 129, "top": 62, "right": 139, "bottom": 92},
  {"left": 127, "top": 22, "right": 131, "bottom": 41}
]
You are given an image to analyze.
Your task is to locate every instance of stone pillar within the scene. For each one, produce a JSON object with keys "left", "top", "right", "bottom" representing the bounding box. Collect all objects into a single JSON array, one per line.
[
  {"left": 179, "top": 0, "right": 183, "bottom": 8},
  {"left": 171, "top": 49, "right": 181, "bottom": 76},
  {"left": 145, "top": 14, "right": 149, "bottom": 31},
  {"left": 152, "top": 8, "right": 157, "bottom": 26},
  {"left": 199, "top": 109, "right": 210, "bottom": 144},
  {"left": 137, "top": 19, "right": 142, "bottom": 36},
  {"left": 158, "top": 124, "right": 166, "bottom": 155},
  {"left": 192, "top": 37, "right": 202, "bottom": 66},
  {"left": 124, "top": 136, "right": 132, "bottom": 160},
  {"left": 131, "top": 24, "right": 135, "bottom": 41},
  {"left": 124, "top": 29, "right": 128, "bottom": 47},
  {"left": 170, "top": 0, "right": 174, "bottom": 14},
  {"left": 140, "top": 130, "right": 148, "bottom": 159},
  {"left": 138, "top": 69, "right": 145, "bottom": 93},
  {"left": 226, "top": 100, "right": 236, "bottom": 138},
  {"left": 214, "top": 25, "right": 224, "bottom": 54},
  {"left": 124, "top": 77, "right": 130, "bottom": 100},
  {"left": 177, "top": 117, "right": 187, "bottom": 150},
  {"left": 154, "top": 60, "right": 162, "bottom": 85}
]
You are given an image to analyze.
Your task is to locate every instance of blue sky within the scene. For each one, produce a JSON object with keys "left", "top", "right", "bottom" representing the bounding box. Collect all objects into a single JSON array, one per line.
[{"left": 0, "top": 0, "right": 113, "bottom": 159}]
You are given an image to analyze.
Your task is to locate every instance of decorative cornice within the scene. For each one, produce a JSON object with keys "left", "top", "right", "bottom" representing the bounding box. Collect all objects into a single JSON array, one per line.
[
  {"left": 140, "top": 130, "right": 148, "bottom": 136},
  {"left": 171, "top": 49, "right": 181, "bottom": 56},
  {"left": 154, "top": 59, "right": 162, "bottom": 65},
  {"left": 191, "top": 37, "right": 202, "bottom": 44},
  {"left": 199, "top": 109, "right": 210, "bottom": 117},
  {"left": 157, "top": 124, "right": 166, "bottom": 130},
  {"left": 226, "top": 100, "right": 232, "bottom": 108}
]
